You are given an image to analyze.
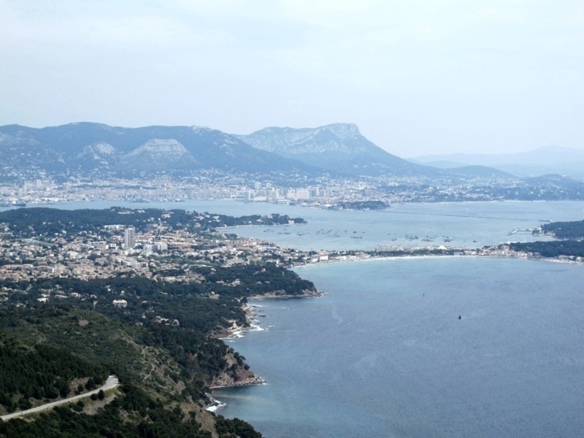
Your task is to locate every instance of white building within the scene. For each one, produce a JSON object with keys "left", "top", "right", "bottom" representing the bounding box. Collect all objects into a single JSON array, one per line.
[
  {"left": 113, "top": 299, "right": 128, "bottom": 308},
  {"left": 124, "top": 226, "right": 136, "bottom": 249}
]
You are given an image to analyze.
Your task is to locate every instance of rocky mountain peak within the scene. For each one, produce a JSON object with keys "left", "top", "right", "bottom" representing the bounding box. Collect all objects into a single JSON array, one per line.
[
  {"left": 236, "top": 123, "right": 366, "bottom": 156},
  {"left": 318, "top": 123, "right": 360, "bottom": 139},
  {"left": 236, "top": 123, "right": 431, "bottom": 177}
]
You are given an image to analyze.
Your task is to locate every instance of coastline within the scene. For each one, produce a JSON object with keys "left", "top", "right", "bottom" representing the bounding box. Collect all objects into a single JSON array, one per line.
[
  {"left": 207, "top": 290, "right": 322, "bottom": 409},
  {"left": 204, "top": 254, "right": 584, "bottom": 437},
  {"left": 210, "top": 303, "right": 272, "bottom": 394},
  {"left": 208, "top": 244, "right": 583, "bottom": 415},
  {"left": 248, "top": 289, "right": 323, "bottom": 300},
  {"left": 214, "top": 290, "right": 323, "bottom": 391},
  {"left": 204, "top": 395, "right": 226, "bottom": 412},
  {"left": 207, "top": 303, "right": 270, "bottom": 411},
  {"left": 290, "top": 249, "right": 584, "bottom": 270}
]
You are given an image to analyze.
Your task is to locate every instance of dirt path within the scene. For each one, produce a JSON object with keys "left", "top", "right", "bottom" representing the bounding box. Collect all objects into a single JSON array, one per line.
[{"left": 0, "top": 375, "right": 119, "bottom": 421}]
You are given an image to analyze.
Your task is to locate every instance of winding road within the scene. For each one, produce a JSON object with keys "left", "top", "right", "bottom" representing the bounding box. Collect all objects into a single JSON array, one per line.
[{"left": 0, "top": 375, "right": 119, "bottom": 421}]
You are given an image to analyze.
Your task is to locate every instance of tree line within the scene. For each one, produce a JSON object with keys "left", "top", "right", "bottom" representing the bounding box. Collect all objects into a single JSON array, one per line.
[
  {"left": 0, "top": 207, "right": 305, "bottom": 237},
  {"left": 507, "top": 240, "right": 584, "bottom": 258},
  {"left": 541, "top": 219, "right": 584, "bottom": 240},
  {"left": 0, "top": 334, "right": 107, "bottom": 413}
]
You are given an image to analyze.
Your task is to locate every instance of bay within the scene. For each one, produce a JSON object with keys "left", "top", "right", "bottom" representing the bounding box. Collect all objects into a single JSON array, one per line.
[
  {"left": 211, "top": 201, "right": 584, "bottom": 437},
  {"left": 11, "top": 199, "right": 584, "bottom": 250},
  {"left": 4, "top": 199, "right": 584, "bottom": 436},
  {"left": 226, "top": 200, "right": 584, "bottom": 250},
  {"left": 215, "top": 257, "right": 584, "bottom": 438}
]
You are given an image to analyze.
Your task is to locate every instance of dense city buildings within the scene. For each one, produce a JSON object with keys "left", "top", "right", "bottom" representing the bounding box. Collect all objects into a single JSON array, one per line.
[{"left": 1, "top": 169, "right": 582, "bottom": 210}]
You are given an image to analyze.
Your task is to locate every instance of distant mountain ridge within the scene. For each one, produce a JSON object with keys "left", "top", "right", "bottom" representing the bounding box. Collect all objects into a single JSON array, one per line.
[
  {"left": 0, "top": 123, "right": 317, "bottom": 176},
  {"left": 412, "top": 145, "right": 584, "bottom": 178},
  {"left": 0, "top": 122, "right": 535, "bottom": 181},
  {"left": 236, "top": 123, "right": 437, "bottom": 177}
]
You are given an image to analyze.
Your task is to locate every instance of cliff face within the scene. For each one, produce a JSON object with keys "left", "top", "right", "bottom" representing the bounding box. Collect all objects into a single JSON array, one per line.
[
  {"left": 237, "top": 123, "right": 434, "bottom": 177},
  {"left": 211, "top": 351, "right": 264, "bottom": 388}
]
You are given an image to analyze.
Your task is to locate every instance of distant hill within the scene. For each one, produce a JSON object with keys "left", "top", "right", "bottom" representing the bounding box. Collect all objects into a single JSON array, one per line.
[
  {"left": 446, "top": 165, "right": 514, "bottom": 179},
  {"left": 4, "top": 122, "right": 570, "bottom": 182},
  {"left": 0, "top": 122, "right": 318, "bottom": 177},
  {"left": 236, "top": 123, "right": 439, "bottom": 177},
  {"left": 411, "top": 145, "right": 584, "bottom": 178}
]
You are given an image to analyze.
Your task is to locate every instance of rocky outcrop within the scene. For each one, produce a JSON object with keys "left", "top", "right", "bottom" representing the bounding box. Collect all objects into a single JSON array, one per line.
[
  {"left": 250, "top": 288, "right": 322, "bottom": 299},
  {"left": 211, "top": 351, "right": 264, "bottom": 388}
]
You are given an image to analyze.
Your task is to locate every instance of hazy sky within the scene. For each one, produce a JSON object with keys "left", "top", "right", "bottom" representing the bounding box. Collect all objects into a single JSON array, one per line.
[{"left": 1, "top": 0, "right": 583, "bottom": 157}]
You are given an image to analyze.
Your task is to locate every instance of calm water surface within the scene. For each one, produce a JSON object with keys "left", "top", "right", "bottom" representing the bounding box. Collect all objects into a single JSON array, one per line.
[
  {"left": 215, "top": 258, "right": 584, "bottom": 437},
  {"left": 227, "top": 200, "right": 584, "bottom": 250}
]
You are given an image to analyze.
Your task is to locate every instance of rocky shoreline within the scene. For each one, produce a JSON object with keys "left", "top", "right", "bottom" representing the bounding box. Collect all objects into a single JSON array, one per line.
[
  {"left": 208, "top": 289, "right": 321, "bottom": 401},
  {"left": 210, "top": 371, "right": 265, "bottom": 389},
  {"left": 249, "top": 288, "right": 322, "bottom": 299}
]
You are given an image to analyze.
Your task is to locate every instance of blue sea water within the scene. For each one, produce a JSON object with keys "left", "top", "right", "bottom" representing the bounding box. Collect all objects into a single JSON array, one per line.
[
  {"left": 215, "top": 258, "right": 584, "bottom": 437},
  {"left": 209, "top": 201, "right": 584, "bottom": 438},
  {"left": 226, "top": 200, "right": 584, "bottom": 250}
]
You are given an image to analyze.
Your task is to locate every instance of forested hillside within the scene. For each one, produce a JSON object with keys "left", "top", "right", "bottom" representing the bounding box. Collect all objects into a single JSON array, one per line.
[
  {"left": 540, "top": 219, "right": 584, "bottom": 239},
  {"left": 0, "top": 302, "right": 263, "bottom": 437},
  {"left": 0, "top": 334, "right": 108, "bottom": 413},
  {"left": 0, "top": 207, "right": 304, "bottom": 237},
  {"left": 502, "top": 218, "right": 584, "bottom": 259},
  {"left": 0, "top": 207, "right": 320, "bottom": 437},
  {"left": 506, "top": 240, "right": 584, "bottom": 258}
]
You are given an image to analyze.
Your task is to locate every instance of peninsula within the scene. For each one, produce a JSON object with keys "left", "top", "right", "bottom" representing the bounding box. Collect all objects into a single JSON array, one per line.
[{"left": 0, "top": 207, "right": 315, "bottom": 437}]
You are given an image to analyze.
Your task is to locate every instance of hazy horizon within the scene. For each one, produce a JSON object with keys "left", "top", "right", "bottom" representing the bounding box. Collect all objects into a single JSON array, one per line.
[{"left": 1, "top": 1, "right": 582, "bottom": 157}]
